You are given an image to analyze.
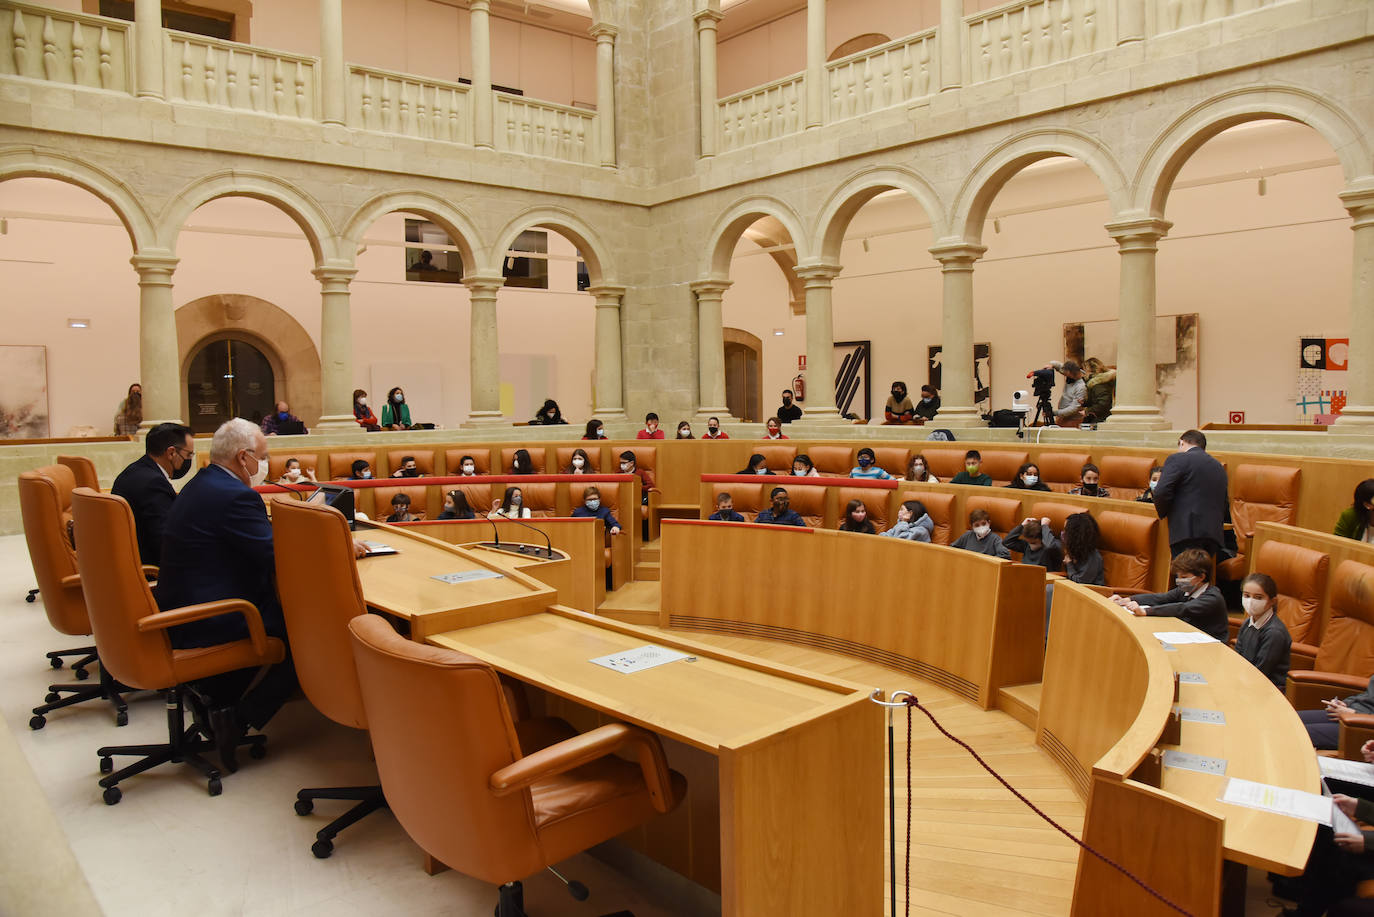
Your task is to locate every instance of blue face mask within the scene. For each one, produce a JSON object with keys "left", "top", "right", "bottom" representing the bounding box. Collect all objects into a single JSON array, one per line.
[
  {"left": 585, "top": 498, "right": 600, "bottom": 511},
  {"left": 858, "top": 456, "right": 872, "bottom": 467},
  {"left": 278, "top": 411, "right": 289, "bottom": 419}
]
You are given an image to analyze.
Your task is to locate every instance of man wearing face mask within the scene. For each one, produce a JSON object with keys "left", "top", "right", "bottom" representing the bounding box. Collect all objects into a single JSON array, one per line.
[
  {"left": 111, "top": 422, "right": 195, "bottom": 567},
  {"left": 884, "top": 382, "right": 915, "bottom": 424},
  {"left": 776, "top": 390, "right": 803, "bottom": 424},
  {"left": 754, "top": 487, "right": 805, "bottom": 527},
  {"left": 260, "top": 400, "right": 306, "bottom": 436},
  {"left": 702, "top": 416, "right": 729, "bottom": 439}
]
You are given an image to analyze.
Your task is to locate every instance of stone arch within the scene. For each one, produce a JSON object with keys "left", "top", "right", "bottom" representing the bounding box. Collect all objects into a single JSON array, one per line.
[
  {"left": 158, "top": 171, "right": 336, "bottom": 265},
  {"left": 342, "top": 191, "right": 483, "bottom": 272},
  {"left": 491, "top": 207, "right": 617, "bottom": 287},
  {"left": 701, "top": 195, "right": 812, "bottom": 280},
  {"left": 814, "top": 166, "right": 949, "bottom": 264},
  {"left": 949, "top": 128, "right": 1130, "bottom": 244},
  {"left": 175, "top": 293, "right": 322, "bottom": 426},
  {"left": 0, "top": 146, "right": 156, "bottom": 251},
  {"left": 1134, "top": 85, "right": 1374, "bottom": 218}
]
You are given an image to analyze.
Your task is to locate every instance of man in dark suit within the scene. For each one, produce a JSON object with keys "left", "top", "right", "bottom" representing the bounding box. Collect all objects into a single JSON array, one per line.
[
  {"left": 156, "top": 418, "right": 292, "bottom": 769},
  {"left": 110, "top": 422, "right": 194, "bottom": 567},
  {"left": 1152, "top": 429, "right": 1229, "bottom": 558}
]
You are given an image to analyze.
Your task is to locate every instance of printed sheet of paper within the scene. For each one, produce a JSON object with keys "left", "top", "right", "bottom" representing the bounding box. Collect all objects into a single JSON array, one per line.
[
  {"left": 430, "top": 570, "right": 505, "bottom": 584},
  {"left": 358, "top": 540, "right": 398, "bottom": 556},
  {"left": 1220, "top": 778, "right": 1333, "bottom": 826},
  {"left": 1319, "top": 756, "right": 1374, "bottom": 789},
  {"left": 1153, "top": 631, "right": 1221, "bottom": 645},
  {"left": 589, "top": 645, "right": 690, "bottom": 674}
]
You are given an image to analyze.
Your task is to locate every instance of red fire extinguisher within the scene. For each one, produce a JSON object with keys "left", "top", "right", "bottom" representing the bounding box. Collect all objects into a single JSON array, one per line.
[{"left": 792, "top": 374, "right": 806, "bottom": 402}]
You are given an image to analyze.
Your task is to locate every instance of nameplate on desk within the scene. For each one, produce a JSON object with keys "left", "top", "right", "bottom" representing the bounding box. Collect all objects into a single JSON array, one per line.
[
  {"left": 1177, "top": 706, "right": 1226, "bottom": 725},
  {"left": 358, "top": 541, "right": 398, "bottom": 556},
  {"left": 431, "top": 570, "right": 505, "bottom": 585},
  {"left": 589, "top": 645, "right": 690, "bottom": 674},
  {"left": 1177, "top": 671, "right": 1208, "bottom": 685},
  {"left": 1162, "top": 750, "right": 1227, "bottom": 776},
  {"left": 1319, "top": 756, "right": 1374, "bottom": 789},
  {"left": 1153, "top": 631, "right": 1221, "bottom": 645},
  {"left": 1221, "top": 778, "right": 1332, "bottom": 825}
]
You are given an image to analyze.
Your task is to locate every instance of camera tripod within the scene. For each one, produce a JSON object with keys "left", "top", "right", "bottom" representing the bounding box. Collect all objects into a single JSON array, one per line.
[{"left": 1030, "top": 390, "right": 1056, "bottom": 427}]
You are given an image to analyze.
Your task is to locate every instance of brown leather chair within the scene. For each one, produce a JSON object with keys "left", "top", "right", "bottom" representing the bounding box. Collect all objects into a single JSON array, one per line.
[
  {"left": 329, "top": 450, "right": 379, "bottom": 480},
  {"left": 1037, "top": 452, "right": 1092, "bottom": 493},
  {"left": 347, "top": 613, "right": 685, "bottom": 916},
  {"left": 501, "top": 447, "right": 546, "bottom": 475},
  {"left": 18, "top": 466, "right": 129, "bottom": 728},
  {"left": 555, "top": 446, "right": 601, "bottom": 474},
  {"left": 376, "top": 484, "right": 430, "bottom": 521},
  {"left": 709, "top": 482, "right": 765, "bottom": 521},
  {"left": 1099, "top": 455, "right": 1154, "bottom": 494},
  {"left": 1288, "top": 560, "right": 1374, "bottom": 711},
  {"left": 1097, "top": 511, "right": 1159, "bottom": 592},
  {"left": 449, "top": 482, "right": 494, "bottom": 517},
  {"left": 837, "top": 486, "right": 890, "bottom": 533},
  {"left": 755, "top": 443, "right": 797, "bottom": 472},
  {"left": 517, "top": 483, "right": 558, "bottom": 518},
  {"left": 56, "top": 454, "right": 100, "bottom": 491},
  {"left": 785, "top": 484, "right": 825, "bottom": 527},
  {"left": 625, "top": 447, "right": 660, "bottom": 539},
  {"left": 269, "top": 452, "right": 320, "bottom": 482},
  {"left": 387, "top": 449, "right": 436, "bottom": 477},
  {"left": 899, "top": 490, "right": 954, "bottom": 545},
  {"left": 272, "top": 499, "right": 389, "bottom": 859},
  {"left": 1227, "top": 540, "right": 1329, "bottom": 666},
  {"left": 872, "top": 446, "right": 910, "bottom": 478},
  {"left": 978, "top": 451, "right": 1030, "bottom": 487},
  {"left": 444, "top": 449, "right": 493, "bottom": 475},
  {"left": 69, "top": 488, "right": 285, "bottom": 804},
  {"left": 1217, "top": 464, "right": 1301, "bottom": 582},
  {"left": 921, "top": 449, "right": 966, "bottom": 481},
  {"left": 966, "top": 495, "right": 1021, "bottom": 537},
  {"left": 809, "top": 445, "right": 854, "bottom": 476},
  {"left": 1030, "top": 502, "right": 1081, "bottom": 540}
]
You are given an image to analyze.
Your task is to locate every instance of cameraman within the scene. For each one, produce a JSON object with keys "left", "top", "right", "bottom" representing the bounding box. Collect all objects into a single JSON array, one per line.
[{"left": 1044, "top": 360, "right": 1086, "bottom": 425}]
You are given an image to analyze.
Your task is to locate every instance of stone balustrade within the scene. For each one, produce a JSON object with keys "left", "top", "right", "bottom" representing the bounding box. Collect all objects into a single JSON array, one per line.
[
  {"left": 348, "top": 65, "right": 470, "bottom": 144},
  {"left": 493, "top": 93, "right": 597, "bottom": 164},
  {"left": 164, "top": 30, "right": 317, "bottom": 119},
  {"left": 717, "top": 72, "right": 805, "bottom": 153},
  {"left": 0, "top": 1, "right": 130, "bottom": 91},
  {"left": 826, "top": 30, "right": 936, "bottom": 123},
  {"left": 965, "top": 0, "right": 1109, "bottom": 84}
]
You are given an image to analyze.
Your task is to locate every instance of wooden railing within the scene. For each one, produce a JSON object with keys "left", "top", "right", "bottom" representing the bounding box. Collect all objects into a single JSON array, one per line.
[
  {"left": 964, "top": 0, "right": 1111, "bottom": 84},
  {"left": 717, "top": 71, "right": 804, "bottom": 152},
  {"left": 348, "top": 65, "right": 470, "bottom": 144},
  {"left": 826, "top": 30, "right": 936, "bottom": 123},
  {"left": 164, "top": 30, "right": 317, "bottom": 119},
  {"left": 494, "top": 93, "right": 598, "bottom": 164},
  {"left": 0, "top": 2, "right": 130, "bottom": 91}
]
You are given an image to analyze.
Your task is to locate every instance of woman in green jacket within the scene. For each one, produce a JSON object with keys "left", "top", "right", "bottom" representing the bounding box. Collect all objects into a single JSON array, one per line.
[
  {"left": 1335, "top": 479, "right": 1374, "bottom": 542},
  {"left": 381, "top": 386, "right": 413, "bottom": 430}
]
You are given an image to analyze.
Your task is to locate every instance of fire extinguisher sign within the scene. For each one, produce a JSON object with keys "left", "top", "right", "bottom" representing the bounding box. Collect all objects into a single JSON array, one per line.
[{"left": 798, "top": 355, "right": 806, "bottom": 371}]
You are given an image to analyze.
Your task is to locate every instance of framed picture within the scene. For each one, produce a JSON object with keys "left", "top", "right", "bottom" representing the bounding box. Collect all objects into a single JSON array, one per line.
[
  {"left": 0, "top": 345, "right": 49, "bottom": 439},
  {"left": 927, "top": 342, "right": 992, "bottom": 416},
  {"left": 834, "top": 340, "right": 871, "bottom": 420}
]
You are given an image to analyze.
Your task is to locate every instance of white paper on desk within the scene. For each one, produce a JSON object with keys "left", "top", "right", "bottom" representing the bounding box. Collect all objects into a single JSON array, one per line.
[
  {"left": 589, "top": 645, "right": 689, "bottom": 674},
  {"left": 1322, "top": 779, "right": 1363, "bottom": 836},
  {"left": 1153, "top": 631, "right": 1221, "bottom": 645},
  {"left": 1319, "top": 756, "right": 1374, "bottom": 789},
  {"left": 358, "top": 540, "right": 398, "bottom": 556},
  {"left": 1220, "top": 778, "right": 1333, "bottom": 826},
  {"left": 431, "top": 570, "right": 504, "bottom": 584}
]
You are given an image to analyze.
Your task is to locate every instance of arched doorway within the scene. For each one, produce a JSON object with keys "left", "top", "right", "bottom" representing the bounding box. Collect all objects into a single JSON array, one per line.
[
  {"left": 185, "top": 336, "right": 276, "bottom": 433},
  {"left": 724, "top": 328, "right": 763, "bottom": 422}
]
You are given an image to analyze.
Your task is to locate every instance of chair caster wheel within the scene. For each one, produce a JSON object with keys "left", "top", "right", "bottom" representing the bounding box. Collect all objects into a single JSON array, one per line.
[
  {"left": 294, "top": 798, "right": 314, "bottom": 816},
  {"left": 29, "top": 715, "right": 45, "bottom": 730},
  {"left": 27, "top": 592, "right": 38, "bottom": 603},
  {"left": 45, "top": 691, "right": 60, "bottom": 703},
  {"left": 103, "top": 786, "right": 122, "bottom": 806},
  {"left": 48, "top": 655, "right": 61, "bottom": 667},
  {"left": 312, "top": 839, "right": 333, "bottom": 859},
  {"left": 100, "top": 756, "right": 113, "bottom": 774},
  {"left": 249, "top": 743, "right": 266, "bottom": 760},
  {"left": 115, "top": 711, "right": 128, "bottom": 727},
  {"left": 567, "top": 880, "right": 589, "bottom": 901},
  {"left": 73, "top": 667, "right": 90, "bottom": 681},
  {"left": 207, "top": 778, "right": 222, "bottom": 797}
]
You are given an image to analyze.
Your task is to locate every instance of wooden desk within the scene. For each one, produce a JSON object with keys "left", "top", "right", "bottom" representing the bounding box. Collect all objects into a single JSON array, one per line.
[
  {"left": 429, "top": 607, "right": 884, "bottom": 917},
  {"left": 351, "top": 522, "right": 554, "bottom": 641}
]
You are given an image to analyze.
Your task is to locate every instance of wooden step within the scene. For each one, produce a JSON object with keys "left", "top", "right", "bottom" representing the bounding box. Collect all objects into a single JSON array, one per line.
[
  {"left": 633, "top": 560, "right": 660, "bottom": 581},
  {"left": 640, "top": 545, "right": 660, "bottom": 563},
  {"left": 597, "top": 580, "right": 661, "bottom": 626},
  {"left": 997, "top": 683, "right": 1043, "bottom": 730}
]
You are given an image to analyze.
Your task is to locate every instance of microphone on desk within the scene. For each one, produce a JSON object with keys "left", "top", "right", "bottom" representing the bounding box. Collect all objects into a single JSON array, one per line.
[
  {"left": 505, "top": 516, "right": 556, "bottom": 559},
  {"left": 485, "top": 515, "right": 502, "bottom": 550}
]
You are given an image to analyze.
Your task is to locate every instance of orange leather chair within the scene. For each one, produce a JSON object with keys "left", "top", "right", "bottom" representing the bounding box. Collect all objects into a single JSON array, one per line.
[
  {"left": 1036, "top": 452, "right": 1091, "bottom": 493},
  {"left": 269, "top": 452, "right": 320, "bottom": 481},
  {"left": 978, "top": 451, "right": 1030, "bottom": 487},
  {"left": 554, "top": 446, "right": 600, "bottom": 474},
  {"left": 347, "top": 613, "right": 685, "bottom": 916},
  {"left": 899, "top": 490, "right": 954, "bottom": 545},
  {"left": 1217, "top": 464, "right": 1301, "bottom": 582},
  {"left": 1227, "top": 540, "right": 1329, "bottom": 666},
  {"left": 56, "top": 454, "right": 100, "bottom": 491},
  {"left": 272, "top": 499, "right": 389, "bottom": 859},
  {"left": 444, "top": 449, "right": 493, "bottom": 476},
  {"left": 376, "top": 484, "right": 430, "bottom": 520},
  {"left": 873, "top": 446, "right": 910, "bottom": 478},
  {"left": 69, "top": 488, "right": 285, "bottom": 804},
  {"left": 1030, "top": 502, "right": 1081, "bottom": 541},
  {"left": 1097, "top": 511, "right": 1159, "bottom": 592},
  {"left": 966, "top": 495, "right": 1022, "bottom": 537},
  {"left": 785, "top": 484, "right": 826, "bottom": 527},
  {"left": 329, "top": 451, "right": 379, "bottom": 480},
  {"left": 625, "top": 447, "right": 660, "bottom": 539},
  {"left": 501, "top": 447, "right": 546, "bottom": 475},
  {"left": 1287, "top": 560, "right": 1374, "bottom": 711},
  {"left": 755, "top": 443, "right": 797, "bottom": 472},
  {"left": 709, "top": 482, "right": 765, "bottom": 521},
  {"left": 837, "top": 486, "right": 890, "bottom": 533},
  {"left": 920, "top": 449, "right": 966, "bottom": 481},
  {"left": 517, "top": 483, "right": 558, "bottom": 518},
  {"left": 449, "top": 482, "right": 494, "bottom": 518},
  {"left": 387, "top": 449, "right": 436, "bottom": 477},
  {"left": 809, "top": 445, "right": 854, "bottom": 476},
  {"left": 1099, "top": 455, "right": 1154, "bottom": 494},
  {"left": 19, "top": 466, "right": 129, "bottom": 728}
]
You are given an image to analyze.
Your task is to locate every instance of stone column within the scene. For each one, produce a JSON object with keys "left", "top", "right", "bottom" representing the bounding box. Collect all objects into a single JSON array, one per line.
[
  {"left": 134, "top": 0, "right": 163, "bottom": 99},
  {"left": 588, "top": 284, "right": 628, "bottom": 421},
  {"left": 1116, "top": 0, "right": 1146, "bottom": 42},
  {"left": 1102, "top": 217, "right": 1171, "bottom": 430},
  {"left": 131, "top": 251, "right": 181, "bottom": 427},
  {"left": 691, "top": 280, "right": 733, "bottom": 420},
  {"left": 928, "top": 242, "right": 987, "bottom": 427},
  {"left": 320, "top": 0, "right": 346, "bottom": 126},
  {"left": 792, "top": 263, "right": 845, "bottom": 423},
  {"left": 470, "top": 0, "right": 494, "bottom": 149},
  {"left": 464, "top": 275, "right": 505, "bottom": 425},
  {"left": 1334, "top": 186, "right": 1374, "bottom": 430},
  {"left": 805, "top": 0, "right": 826, "bottom": 128},
  {"left": 314, "top": 263, "right": 358, "bottom": 430},
  {"left": 590, "top": 24, "right": 618, "bottom": 168},
  {"left": 694, "top": 9, "right": 723, "bottom": 157},
  {"left": 939, "top": 0, "right": 962, "bottom": 91}
]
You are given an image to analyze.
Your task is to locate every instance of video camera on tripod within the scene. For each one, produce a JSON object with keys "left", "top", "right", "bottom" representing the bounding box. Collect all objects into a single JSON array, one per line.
[{"left": 1025, "top": 367, "right": 1058, "bottom": 427}]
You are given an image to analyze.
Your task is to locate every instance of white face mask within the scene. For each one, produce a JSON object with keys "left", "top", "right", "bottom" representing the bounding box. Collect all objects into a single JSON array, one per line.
[
  {"left": 357, "top": 397, "right": 367, "bottom": 407},
  {"left": 1023, "top": 474, "right": 1038, "bottom": 486},
  {"left": 972, "top": 524, "right": 991, "bottom": 538},
  {"left": 246, "top": 454, "right": 269, "bottom": 487},
  {"left": 619, "top": 462, "right": 632, "bottom": 472},
  {"left": 284, "top": 469, "right": 301, "bottom": 481},
  {"left": 913, "top": 465, "right": 925, "bottom": 476},
  {"left": 1149, "top": 479, "right": 1158, "bottom": 490},
  {"left": 462, "top": 463, "right": 475, "bottom": 474},
  {"left": 1241, "top": 596, "right": 1270, "bottom": 617},
  {"left": 572, "top": 457, "right": 585, "bottom": 468},
  {"left": 585, "top": 498, "right": 600, "bottom": 511},
  {"left": 393, "top": 393, "right": 404, "bottom": 403}
]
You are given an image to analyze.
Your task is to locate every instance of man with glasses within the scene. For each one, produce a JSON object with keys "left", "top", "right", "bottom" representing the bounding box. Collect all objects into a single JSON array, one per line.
[{"left": 111, "top": 421, "right": 195, "bottom": 567}]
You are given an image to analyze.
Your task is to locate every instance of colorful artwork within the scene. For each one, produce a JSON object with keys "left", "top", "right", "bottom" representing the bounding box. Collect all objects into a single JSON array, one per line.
[
  {"left": 1296, "top": 336, "right": 1348, "bottom": 423},
  {"left": 0, "top": 345, "right": 49, "bottom": 439}
]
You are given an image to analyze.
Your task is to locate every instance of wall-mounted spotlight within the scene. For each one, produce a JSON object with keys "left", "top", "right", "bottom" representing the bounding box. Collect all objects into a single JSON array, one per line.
[
  {"left": 1257, "top": 176, "right": 1267, "bottom": 196},
  {"left": 67, "top": 318, "right": 90, "bottom": 329},
  {"left": 861, "top": 238, "right": 870, "bottom": 252},
  {"left": 772, "top": 328, "right": 785, "bottom": 336},
  {"left": 993, "top": 218, "right": 1002, "bottom": 234}
]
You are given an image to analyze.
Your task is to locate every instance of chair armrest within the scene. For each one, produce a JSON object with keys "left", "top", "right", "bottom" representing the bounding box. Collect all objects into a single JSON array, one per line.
[
  {"left": 60, "top": 573, "right": 82, "bottom": 591},
  {"left": 1287, "top": 671, "right": 1369, "bottom": 710},
  {"left": 137, "top": 599, "right": 270, "bottom": 656},
  {"left": 141, "top": 565, "right": 159, "bottom": 579},
  {"left": 1338, "top": 713, "right": 1374, "bottom": 760},
  {"left": 1291, "top": 643, "right": 1319, "bottom": 672},
  {"left": 490, "top": 722, "right": 675, "bottom": 813}
]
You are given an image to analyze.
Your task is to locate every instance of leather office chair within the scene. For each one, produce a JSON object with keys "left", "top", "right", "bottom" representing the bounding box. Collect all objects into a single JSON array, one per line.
[
  {"left": 268, "top": 452, "right": 321, "bottom": 482},
  {"left": 709, "top": 482, "right": 764, "bottom": 521},
  {"left": 1288, "top": 560, "right": 1374, "bottom": 712},
  {"left": 919, "top": 448, "right": 966, "bottom": 481},
  {"left": 1036, "top": 452, "right": 1092, "bottom": 493},
  {"left": 518, "top": 483, "right": 559, "bottom": 518},
  {"left": 978, "top": 451, "right": 1030, "bottom": 487},
  {"left": 328, "top": 450, "right": 379, "bottom": 480},
  {"left": 56, "top": 454, "right": 100, "bottom": 491},
  {"left": 1096, "top": 511, "right": 1159, "bottom": 593},
  {"left": 386, "top": 449, "right": 436, "bottom": 477},
  {"left": 872, "top": 446, "right": 910, "bottom": 478},
  {"left": 786, "top": 485, "right": 826, "bottom": 527},
  {"left": 1098, "top": 455, "right": 1154, "bottom": 494},
  {"left": 69, "top": 488, "right": 285, "bottom": 804},
  {"left": 837, "top": 486, "right": 890, "bottom": 533},
  {"left": 899, "top": 489, "right": 954, "bottom": 545},
  {"left": 755, "top": 443, "right": 797, "bottom": 472},
  {"left": 501, "top": 447, "right": 547, "bottom": 474},
  {"left": 966, "top": 495, "right": 1021, "bottom": 538},
  {"left": 1226, "top": 539, "right": 1329, "bottom": 665},
  {"left": 347, "top": 613, "right": 686, "bottom": 917},
  {"left": 444, "top": 448, "right": 493, "bottom": 475},
  {"left": 1217, "top": 464, "right": 1301, "bottom": 582},
  {"left": 18, "top": 466, "right": 129, "bottom": 729},
  {"left": 271, "top": 499, "right": 389, "bottom": 859},
  {"left": 809, "top": 445, "right": 854, "bottom": 476},
  {"left": 554, "top": 446, "right": 601, "bottom": 474}
]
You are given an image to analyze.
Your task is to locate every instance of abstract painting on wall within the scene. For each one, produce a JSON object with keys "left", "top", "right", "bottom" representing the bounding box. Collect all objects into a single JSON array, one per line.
[
  {"left": 1062, "top": 314, "right": 1198, "bottom": 429},
  {"left": 0, "top": 345, "right": 49, "bottom": 439},
  {"left": 835, "top": 340, "right": 872, "bottom": 420},
  {"left": 927, "top": 343, "right": 992, "bottom": 417},
  {"left": 1296, "top": 336, "right": 1347, "bottom": 424}
]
